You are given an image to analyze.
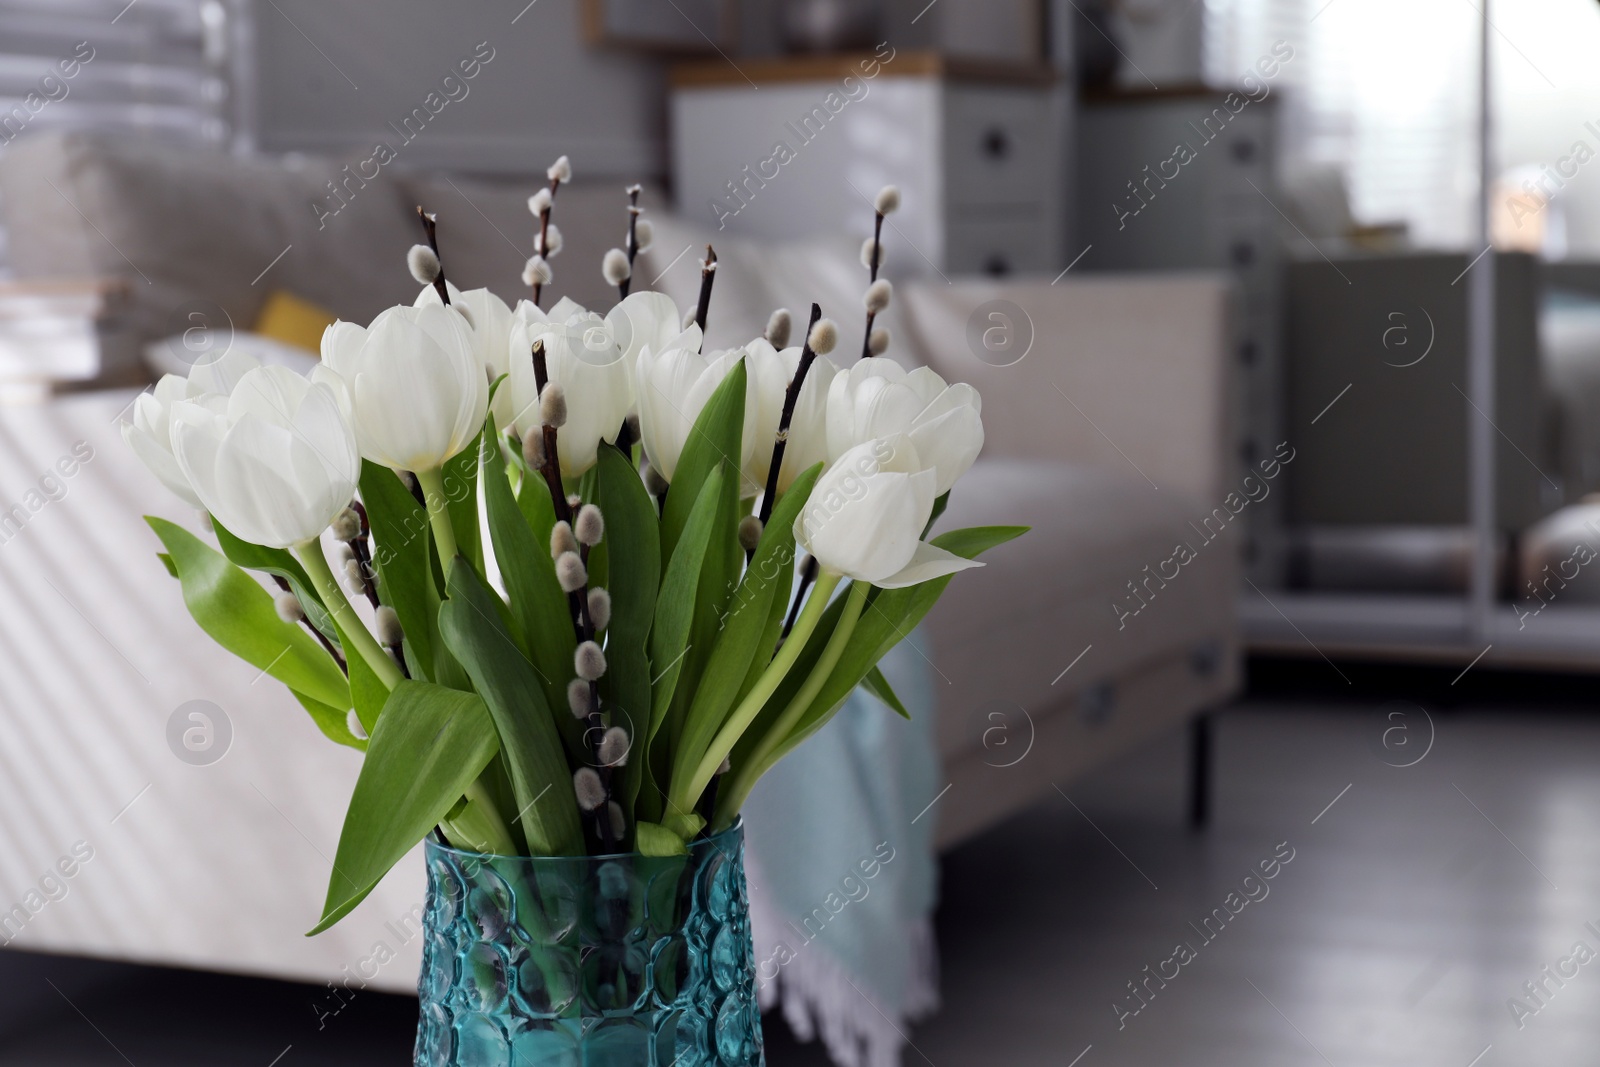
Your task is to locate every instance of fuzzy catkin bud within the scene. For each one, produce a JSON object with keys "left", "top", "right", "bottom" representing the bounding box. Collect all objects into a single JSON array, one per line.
[
  {"left": 330, "top": 506, "right": 361, "bottom": 542},
  {"left": 575, "top": 504, "right": 604, "bottom": 546},
  {"left": 548, "top": 155, "right": 572, "bottom": 184},
  {"left": 407, "top": 244, "right": 440, "bottom": 284},
  {"left": 598, "top": 726, "right": 629, "bottom": 767},
  {"left": 868, "top": 326, "right": 891, "bottom": 356},
  {"left": 344, "top": 558, "right": 366, "bottom": 589},
  {"left": 533, "top": 223, "right": 564, "bottom": 257},
  {"left": 633, "top": 218, "right": 654, "bottom": 252},
  {"left": 602, "top": 248, "right": 632, "bottom": 286},
  {"left": 618, "top": 413, "right": 641, "bottom": 449},
  {"left": 644, "top": 463, "right": 669, "bottom": 497},
  {"left": 522, "top": 255, "right": 552, "bottom": 288},
  {"left": 274, "top": 592, "right": 305, "bottom": 624},
  {"left": 522, "top": 431, "right": 547, "bottom": 471},
  {"left": 865, "top": 279, "right": 893, "bottom": 314},
  {"left": 374, "top": 605, "right": 403, "bottom": 647},
  {"left": 556, "top": 551, "right": 587, "bottom": 593},
  {"left": 567, "top": 678, "right": 592, "bottom": 720},
  {"left": 807, "top": 319, "right": 838, "bottom": 356},
  {"left": 576, "top": 640, "right": 607, "bottom": 681},
  {"left": 738, "top": 515, "right": 763, "bottom": 554},
  {"left": 550, "top": 520, "right": 578, "bottom": 560},
  {"left": 573, "top": 767, "right": 605, "bottom": 811},
  {"left": 765, "top": 308, "right": 792, "bottom": 348},
  {"left": 587, "top": 587, "right": 611, "bottom": 631},
  {"left": 717, "top": 756, "right": 732, "bottom": 775},
  {"left": 528, "top": 188, "right": 552, "bottom": 216},
  {"left": 861, "top": 238, "right": 884, "bottom": 271},
  {"left": 567, "top": 493, "right": 583, "bottom": 512},
  {"left": 608, "top": 801, "right": 626, "bottom": 839},
  {"left": 874, "top": 185, "right": 902, "bottom": 216},
  {"left": 540, "top": 382, "right": 568, "bottom": 428}
]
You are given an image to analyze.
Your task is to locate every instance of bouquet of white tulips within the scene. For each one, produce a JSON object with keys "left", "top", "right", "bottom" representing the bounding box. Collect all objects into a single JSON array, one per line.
[{"left": 125, "top": 163, "right": 1023, "bottom": 933}]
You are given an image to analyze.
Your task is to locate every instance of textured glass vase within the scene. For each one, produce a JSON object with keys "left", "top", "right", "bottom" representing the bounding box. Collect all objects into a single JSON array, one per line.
[{"left": 414, "top": 820, "right": 763, "bottom": 1066}]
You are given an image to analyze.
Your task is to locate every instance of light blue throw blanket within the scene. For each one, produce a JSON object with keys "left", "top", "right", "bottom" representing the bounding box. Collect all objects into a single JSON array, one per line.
[{"left": 741, "top": 635, "right": 941, "bottom": 1067}]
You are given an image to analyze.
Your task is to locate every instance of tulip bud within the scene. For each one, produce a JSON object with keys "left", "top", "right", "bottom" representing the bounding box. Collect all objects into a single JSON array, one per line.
[
  {"left": 861, "top": 238, "right": 885, "bottom": 270},
  {"left": 573, "top": 767, "right": 605, "bottom": 811},
  {"left": 738, "top": 515, "right": 763, "bottom": 554},
  {"left": 533, "top": 223, "right": 564, "bottom": 257},
  {"left": 522, "top": 430, "right": 547, "bottom": 471},
  {"left": 568, "top": 677, "right": 592, "bottom": 720},
  {"left": 865, "top": 279, "right": 893, "bottom": 314},
  {"left": 528, "top": 188, "right": 552, "bottom": 216},
  {"left": 765, "top": 308, "right": 792, "bottom": 348},
  {"left": 587, "top": 587, "right": 612, "bottom": 631},
  {"left": 522, "top": 255, "right": 553, "bottom": 288},
  {"left": 643, "top": 462, "right": 669, "bottom": 496},
  {"left": 875, "top": 185, "right": 902, "bottom": 215},
  {"left": 576, "top": 640, "right": 606, "bottom": 681},
  {"left": 868, "top": 327, "right": 891, "bottom": 356},
  {"left": 540, "top": 382, "right": 568, "bottom": 429},
  {"left": 608, "top": 800, "right": 626, "bottom": 839},
  {"left": 374, "top": 605, "right": 403, "bottom": 648},
  {"left": 807, "top": 319, "right": 838, "bottom": 356},
  {"left": 634, "top": 218, "right": 654, "bottom": 252},
  {"left": 598, "top": 725, "right": 630, "bottom": 767},
  {"left": 548, "top": 155, "right": 572, "bottom": 184},
  {"left": 407, "top": 244, "right": 440, "bottom": 285},
  {"left": 274, "top": 592, "right": 305, "bottom": 624},
  {"left": 575, "top": 504, "right": 605, "bottom": 546},
  {"left": 330, "top": 506, "right": 361, "bottom": 542},
  {"left": 556, "top": 550, "right": 587, "bottom": 593},
  {"left": 602, "top": 248, "right": 632, "bottom": 287},
  {"left": 347, "top": 708, "right": 369, "bottom": 742},
  {"left": 550, "top": 520, "right": 578, "bottom": 559}
]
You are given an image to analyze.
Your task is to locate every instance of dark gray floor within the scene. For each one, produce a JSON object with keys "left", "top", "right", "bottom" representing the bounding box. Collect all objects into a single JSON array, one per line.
[{"left": 6, "top": 678, "right": 1600, "bottom": 1065}]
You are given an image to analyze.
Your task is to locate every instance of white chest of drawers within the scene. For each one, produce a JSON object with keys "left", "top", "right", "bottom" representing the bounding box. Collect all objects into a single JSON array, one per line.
[{"left": 669, "top": 51, "right": 1068, "bottom": 278}]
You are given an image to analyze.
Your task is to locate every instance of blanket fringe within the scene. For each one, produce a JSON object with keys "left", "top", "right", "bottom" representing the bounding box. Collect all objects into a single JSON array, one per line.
[{"left": 747, "top": 853, "right": 939, "bottom": 1067}]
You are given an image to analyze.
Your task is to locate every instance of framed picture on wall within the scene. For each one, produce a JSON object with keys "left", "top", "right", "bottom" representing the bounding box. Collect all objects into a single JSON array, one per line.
[{"left": 582, "top": 0, "right": 737, "bottom": 52}]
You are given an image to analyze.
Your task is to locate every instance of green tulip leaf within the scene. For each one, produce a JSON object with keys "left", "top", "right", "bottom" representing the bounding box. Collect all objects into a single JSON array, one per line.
[
  {"left": 310, "top": 680, "right": 500, "bottom": 934},
  {"left": 862, "top": 664, "right": 911, "bottom": 720},
  {"left": 359, "top": 461, "right": 438, "bottom": 681},
  {"left": 478, "top": 413, "right": 584, "bottom": 760},
  {"left": 442, "top": 431, "right": 483, "bottom": 574},
  {"left": 646, "top": 470, "right": 723, "bottom": 807},
  {"left": 146, "top": 517, "right": 349, "bottom": 712},
  {"left": 291, "top": 690, "right": 367, "bottom": 750},
  {"left": 211, "top": 519, "right": 339, "bottom": 647},
  {"left": 594, "top": 442, "right": 661, "bottom": 823},
  {"left": 438, "top": 560, "right": 586, "bottom": 856},
  {"left": 670, "top": 463, "right": 819, "bottom": 801}
]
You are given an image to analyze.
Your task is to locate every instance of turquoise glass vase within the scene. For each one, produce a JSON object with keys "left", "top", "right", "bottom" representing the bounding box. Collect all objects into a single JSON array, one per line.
[{"left": 414, "top": 820, "right": 763, "bottom": 1066}]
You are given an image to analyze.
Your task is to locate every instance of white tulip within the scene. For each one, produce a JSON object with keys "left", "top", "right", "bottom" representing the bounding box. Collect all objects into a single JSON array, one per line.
[
  {"left": 795, "top": 435, "right": 983, "bottom": 589},
  {"left": 415, "top": 282, "right": 516, "bottom": 427},
  {"left": 170, "top": 365, "right": 360, "bottom": 549},
  {"left": 507, "top": 298, "right": 633, "bottom": 477},
  {"left": 635, "top": 330, "right": 771, "bottom": 490},
  {"left": 745, "top": 338, "right": 836, "bottom": 494},
  {"left": 826, "top": 358, "right": 984, "bottom": 496},
  {"left": 605, "top": 290, "right": 686, "bottom": 392},
  {"left": 123, "top": 347, "right": 263, "bottom": 508},
  {"left": 317, "top": 304, "right": 487, "bottom": 473}
]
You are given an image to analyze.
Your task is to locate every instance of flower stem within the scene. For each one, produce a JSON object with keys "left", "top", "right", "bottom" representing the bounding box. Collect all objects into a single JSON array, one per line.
[
  {"left": 295, "top": 541, "right": 404, "bottom": 692},
  {"left": 674, "top": 569, "right": 843, "bottom": 816},
  {"left": 715, "top": 580, "right": 868, "bottom": 829},
  {"left": 414, "top": 467, "right": 459, "bottom": 563}
]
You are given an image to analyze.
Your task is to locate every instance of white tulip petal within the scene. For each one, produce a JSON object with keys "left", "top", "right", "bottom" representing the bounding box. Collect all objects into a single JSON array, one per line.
[{"left": 874, "top": 541, "right": 985, "bottom": 589}]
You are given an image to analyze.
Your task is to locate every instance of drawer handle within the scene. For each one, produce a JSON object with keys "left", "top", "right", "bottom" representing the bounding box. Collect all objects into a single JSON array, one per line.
[{"left": 982, "top": 126, "right": 1010, "bottom": 160}]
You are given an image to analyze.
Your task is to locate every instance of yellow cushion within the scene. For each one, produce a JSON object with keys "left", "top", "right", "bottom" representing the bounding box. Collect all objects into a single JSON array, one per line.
[{"left": 253, "top": 290, "right": 337, "bottom": 354}]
